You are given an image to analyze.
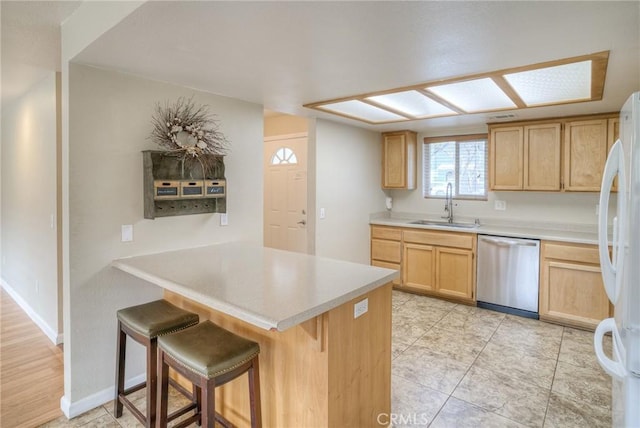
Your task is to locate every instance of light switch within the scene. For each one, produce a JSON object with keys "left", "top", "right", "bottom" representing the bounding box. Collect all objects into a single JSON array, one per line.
[
  {"left": 220, "top": 213, "right": 228, "bottom": 226},
  {"left": 494, "top": 200, "right": 507, "bottom": 211},
  {"left": 121, "top": 225, "right": 133, "bottom": 242},
  {"left": 320, "top": 208, "right": 326, "bottom": 219}
]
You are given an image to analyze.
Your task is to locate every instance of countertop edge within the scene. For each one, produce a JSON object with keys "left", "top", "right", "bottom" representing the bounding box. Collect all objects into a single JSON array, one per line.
[
  {"left": 274, "top": 272, "right": 397, "bottom": 331},
  {"left": 111, "top": 260, "right": 279, "bottom": 331},
  {"left": 112, "top": 258, "right": 398, "bottom": 332},
  {"left": 369, "top": 219, "right": 601, "bottom": 245}
]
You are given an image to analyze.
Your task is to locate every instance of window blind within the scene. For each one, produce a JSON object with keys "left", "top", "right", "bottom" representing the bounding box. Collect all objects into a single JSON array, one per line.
[{"left": 423, "top": 135, "right": 488, "bottom": 200}]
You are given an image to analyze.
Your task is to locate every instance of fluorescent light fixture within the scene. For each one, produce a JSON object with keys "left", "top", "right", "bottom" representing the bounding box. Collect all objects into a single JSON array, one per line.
[
  {"left": 504, "top": 60, "right": 592, "bottom": 106},
  {"left": 318, "top": 100, "right": 407, "bottom": 123},
  {"left": 427, "top": 78, "right": 517, "bottom": 112},
  {"left": 303, "top": 52, "right": 608, "bottom": 125},
  {"left": 366, "top": 90, "right": 457, "bottom": 118}
]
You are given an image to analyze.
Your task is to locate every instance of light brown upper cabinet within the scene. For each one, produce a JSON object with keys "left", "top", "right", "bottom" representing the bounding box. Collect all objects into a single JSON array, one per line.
[
  {"left": 489, "top": 113, "right": 617, "bottom": 192},
  {"left": 489, "top": 126, "right": 523, "bottom": 190},
  {"left": 524, "top": 124, "right": 562, "bottom": 190},
  {"left": 563, "top": 119, "right": 608, "bottom": 191},
  {"left": 381, "top": 130, "right": 416, "bottom": 189},
  {"left": 489, "top": 123, "right": 561, "bottom": 191}
]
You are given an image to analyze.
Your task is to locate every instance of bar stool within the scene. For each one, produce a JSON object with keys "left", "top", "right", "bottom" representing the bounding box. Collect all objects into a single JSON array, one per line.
[
  {"left": 157, "top": 320, "right": 262, "bottom": 428},
  {"left": 114, "top": 299, "right": 200, "bottom": 428}
]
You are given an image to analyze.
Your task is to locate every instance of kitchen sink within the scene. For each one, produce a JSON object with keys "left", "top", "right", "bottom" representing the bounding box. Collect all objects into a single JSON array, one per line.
[{"left": 409, "top": 220, "right": 479, "bottom": 229}]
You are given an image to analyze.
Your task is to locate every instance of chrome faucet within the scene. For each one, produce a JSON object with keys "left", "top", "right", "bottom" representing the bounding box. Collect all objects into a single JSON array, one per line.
[{"left": 442, "top": 182, "right": 454, "bottom": 223}]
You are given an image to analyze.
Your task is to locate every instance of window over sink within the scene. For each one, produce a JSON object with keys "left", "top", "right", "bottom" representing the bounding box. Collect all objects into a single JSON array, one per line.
[{"left": 423, "top": 134, "right": 488, "bottom": 200}]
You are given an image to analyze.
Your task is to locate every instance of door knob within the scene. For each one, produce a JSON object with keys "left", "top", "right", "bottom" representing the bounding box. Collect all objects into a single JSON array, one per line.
[{"left": 297, "top": 220, "right": 306, "bottom": 225}]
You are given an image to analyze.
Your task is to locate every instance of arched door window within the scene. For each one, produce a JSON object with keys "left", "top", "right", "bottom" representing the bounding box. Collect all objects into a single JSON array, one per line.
[{"left": 270, "top": 147, "right": 298, "bottom": 165}]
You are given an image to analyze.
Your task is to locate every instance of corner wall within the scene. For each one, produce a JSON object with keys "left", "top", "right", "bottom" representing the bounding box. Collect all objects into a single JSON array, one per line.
[
  {"left": 0, "top": 73, "right": 62, "bottom": 343},
  {"left": 315, "top": 119, "right": 386, "bottom": 264},
  {"left": 64, "top": 64, "right": 263, "bottom": 412}
]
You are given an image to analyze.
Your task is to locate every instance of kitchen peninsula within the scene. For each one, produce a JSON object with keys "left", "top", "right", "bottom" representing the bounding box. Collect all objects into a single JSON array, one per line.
[{"left": 112, "top": 242, "right": 397, "bottom": 428}]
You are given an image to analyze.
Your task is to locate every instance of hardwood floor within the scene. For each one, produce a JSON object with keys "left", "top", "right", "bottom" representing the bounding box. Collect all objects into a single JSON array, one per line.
[{"left": 0, "top": 288, "right": 64, "bottom": 427}]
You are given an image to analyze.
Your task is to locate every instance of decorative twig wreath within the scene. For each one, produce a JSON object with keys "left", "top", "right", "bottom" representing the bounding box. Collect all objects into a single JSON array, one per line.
[{"left": 150, "top": 97, "right": 229, "bottom": 176}]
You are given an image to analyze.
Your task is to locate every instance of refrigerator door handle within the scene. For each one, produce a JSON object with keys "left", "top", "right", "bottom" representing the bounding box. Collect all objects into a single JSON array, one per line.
[
  {"left": 594, "top": 318, "right": 626, "bottom": 381},
  {"left": 598, "top": 139, "right": 627, "bottom": 304}
]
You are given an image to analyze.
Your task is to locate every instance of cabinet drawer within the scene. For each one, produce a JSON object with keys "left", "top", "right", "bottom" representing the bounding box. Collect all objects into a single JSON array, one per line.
[
  {"left": 371, "top": 239, "right": 401, "bottom": 263},
  {"left": 371, "top": 226, "right": 402, "bottom": 241},
  {"left": 543, "top": 242, "right": 599, "bottom": 265},
  {"left": 403, "top": 230, "right": 474, "bottom": 250},
  {"left": 371, "top": 260, "right": 401, "bottom": 285}
]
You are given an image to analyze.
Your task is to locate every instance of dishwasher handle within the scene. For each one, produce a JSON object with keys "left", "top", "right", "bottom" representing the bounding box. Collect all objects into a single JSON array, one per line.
[{"left": 479, "top": 235, "right": 539, "bottom": 247}]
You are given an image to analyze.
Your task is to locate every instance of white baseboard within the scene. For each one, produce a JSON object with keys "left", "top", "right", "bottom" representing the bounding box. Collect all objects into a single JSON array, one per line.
[
  {"left": 60, "top": 373, "right": 146, "bottom": 419},
  {"left": 1, "top": 278, "right": 63, "bottom": 345}
]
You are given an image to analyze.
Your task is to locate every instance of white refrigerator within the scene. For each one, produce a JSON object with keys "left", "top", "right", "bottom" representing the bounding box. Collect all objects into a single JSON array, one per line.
[{"left": 596, "top": 91, "right": 640, "bottom": 427}]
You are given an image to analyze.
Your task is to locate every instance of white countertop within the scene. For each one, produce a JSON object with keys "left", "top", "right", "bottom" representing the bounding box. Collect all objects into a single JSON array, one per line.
[
  {"left": 112, "top": 242, "right": 398, "bottom": 332},
  {"left": 370, "top": 216, "right": 601, "bottom": 245}
]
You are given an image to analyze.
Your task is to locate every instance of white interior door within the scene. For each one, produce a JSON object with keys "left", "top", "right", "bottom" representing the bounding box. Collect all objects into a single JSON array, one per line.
[{"left": 264, "top": 134, "right": 308, "bottom": 252}]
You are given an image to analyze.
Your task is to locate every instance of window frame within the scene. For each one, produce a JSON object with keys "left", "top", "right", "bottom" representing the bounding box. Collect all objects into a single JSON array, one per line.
[{"left": 423, "top": 133, "right": 488, "bottom": 201}]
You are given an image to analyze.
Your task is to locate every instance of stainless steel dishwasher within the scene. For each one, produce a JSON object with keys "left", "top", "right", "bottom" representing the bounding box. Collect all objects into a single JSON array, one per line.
[{"left": 477, "top": 235, "right": 540, "bottom": 319}]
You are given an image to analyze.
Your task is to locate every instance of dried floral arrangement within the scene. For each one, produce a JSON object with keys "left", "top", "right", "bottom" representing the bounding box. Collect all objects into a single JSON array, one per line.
[{"left": 150, "top": 97, "right": 229, "bottom": 173}]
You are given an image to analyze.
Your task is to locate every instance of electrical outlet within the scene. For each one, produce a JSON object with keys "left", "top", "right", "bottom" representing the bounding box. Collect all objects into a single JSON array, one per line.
[
  {"left": 494, "top": 200, "right": 507, "bottom": 211},
  {"left": 320, "top": 208, "right": 325, "bottom": 219},
  {"left": 220, "top": 213, "right": 228, "bottom": 226},
  {"left": 354, "top": 298, "right": 369, "bottom": 319},
  {"left": 50, "top": 214, "right": 55, "bottom": 229},
  {"left": 121, "top": 225, "right": 133, "bottom": 242}
]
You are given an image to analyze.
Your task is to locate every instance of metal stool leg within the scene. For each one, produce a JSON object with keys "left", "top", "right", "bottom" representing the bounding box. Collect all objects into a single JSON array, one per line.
[{"left": 114, "top": 321, "right": 126, "bottom": 418}]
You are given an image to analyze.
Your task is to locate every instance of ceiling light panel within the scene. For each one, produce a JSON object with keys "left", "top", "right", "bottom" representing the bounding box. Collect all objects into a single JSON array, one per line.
[
  {"left": 426, "top": 78, "right": 517, "bottom": 112},
  {"left": 366, "top": 90, "right": 457, "bottom": 118},
  {"left": 504, "top": 60, "right": 592, "bottom": 106},
  {"left": 317, "top": 100, "right": 407, "bottom": 123}
]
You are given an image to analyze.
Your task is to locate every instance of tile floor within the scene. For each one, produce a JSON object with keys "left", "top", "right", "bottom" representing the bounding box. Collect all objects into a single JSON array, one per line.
[
  {"left": 391, "top": 290, "right": 612, "bottom": 428},
  {"left": 41, "top": 290, "right": 613, "bottom": 427}
]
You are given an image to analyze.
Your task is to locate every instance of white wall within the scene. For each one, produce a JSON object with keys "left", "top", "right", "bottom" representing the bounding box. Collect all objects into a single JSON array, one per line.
[
  {"left": 315, "top": 119, "right": 386, "bottom": 263},
  {"left": 0, "top": 73, "right": 62, "bottom": 342},
  {"left": 389, "top": 130, "right": 601, "bottom": 227},
  {"left": 64, "top": 63, "right": 263, "bottom": 412}
]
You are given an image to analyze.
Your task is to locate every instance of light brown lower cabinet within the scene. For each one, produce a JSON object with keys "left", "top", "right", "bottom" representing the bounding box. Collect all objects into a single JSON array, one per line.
[
  {"left": 400, "top": 229, "right": 476, "bottom": 303},
  {"left": 539, "top": 241, "right": 611, "bottom": 330},
  {"left": 402, "top": 243, "right": 435, "bottom": 292},
  {"left": 370, "top": 226, "right": 402, "bottom": 286},
  {"left": 436, "top": 247, "right": 474, "bottom": 300}
]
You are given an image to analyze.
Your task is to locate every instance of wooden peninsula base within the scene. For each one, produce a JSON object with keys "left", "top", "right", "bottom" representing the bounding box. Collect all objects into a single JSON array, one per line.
[{"left": 164, "top": 282, "right": 392, "bottom": 428}]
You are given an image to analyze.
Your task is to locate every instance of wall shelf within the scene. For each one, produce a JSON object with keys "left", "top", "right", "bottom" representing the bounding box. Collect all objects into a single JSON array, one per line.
[{"left": 143, "top": 150, "right": 226, "bottom": 219}]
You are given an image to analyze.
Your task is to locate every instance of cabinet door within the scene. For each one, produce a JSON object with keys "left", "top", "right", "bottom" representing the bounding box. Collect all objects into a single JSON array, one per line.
[
  {"left": 402, "top": 243, "right": 435, "bottom": 292},
  {"left": 490, "top": 127, "right": 524, "bottom": 190},
  {"left": 382, "top": 132, "right": 416, "bottom": 190},
  {"left": 524, "top": 123, "right": 561, "bottom": 191},
  {"left": 539, "top": 260, "right": 610, "bottom": 330},
  {"left": 435, "top": 247, "right": 473, "bottom": 300},
  {"left": 382, "top": 133, "right": 406, "bottom": 188},
  {"left": 563, "top": 119, "right": 608, "bottom": 191}
]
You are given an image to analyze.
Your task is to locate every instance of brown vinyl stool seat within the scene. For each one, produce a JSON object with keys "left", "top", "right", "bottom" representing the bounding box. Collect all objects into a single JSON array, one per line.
[
  {"left": 157, "top": 320, "right": 262, "bottom": 428},
  {"left": 114, "top": 299, "right": 199, "bottom": 428}
]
